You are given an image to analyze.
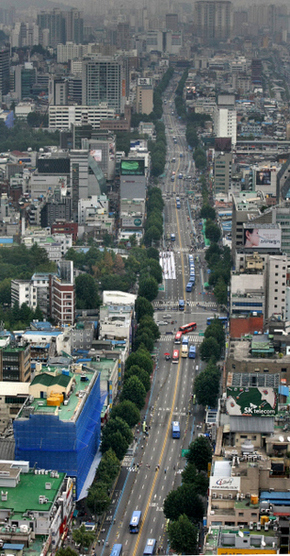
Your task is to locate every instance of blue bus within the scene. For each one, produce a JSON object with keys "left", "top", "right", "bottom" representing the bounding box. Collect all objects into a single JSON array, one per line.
[
  {"left": 179, "top": 299, "right": 185, "bottom": 311},
  {"left": 182, "top": 335, "right": 189, "bottom": 345},
  {"left": 186, "top": 282, "right": 192, "bottom": 292},
  {"left": 172, "top": 421, "right": 180, "bottom": 438},
  {"left": 207, "top": 316, "right": 228, "bottom": 326},
  {"left": 143, "top": 539, "right": 157, "bottom": 555},
  {"left": 188, "top": 345, "right": 196, "bottom": 359},
  {"left": 176, "top": 200, "right": 181, "bottom": 209},
  {"left": 129, "top": 510, "right": 142, "bottom": 533},
  {"left": 189, "top": 276, "right": 195, "bottom": 285},
  {"left": 110, "top": 545, "right": 122, "bottom": 556}
]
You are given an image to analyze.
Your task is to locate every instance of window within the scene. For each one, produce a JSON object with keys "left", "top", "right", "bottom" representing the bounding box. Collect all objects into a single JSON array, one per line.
[
  {"left": 281, "top": 368, "right": 287, "bottom": 373},
  {"left": 238, "top": 512, "right": 244, "bottom": 516}
]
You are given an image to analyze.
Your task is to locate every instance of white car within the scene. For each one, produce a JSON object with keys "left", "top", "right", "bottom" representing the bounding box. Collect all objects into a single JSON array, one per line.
[{"left": 157, "top": 321, "right": 169, "bottom": 326}]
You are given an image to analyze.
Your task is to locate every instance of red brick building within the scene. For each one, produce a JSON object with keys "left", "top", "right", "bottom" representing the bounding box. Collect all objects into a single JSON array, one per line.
[{"left": 51, "top": 221, "right": 78, "bottom": 242}]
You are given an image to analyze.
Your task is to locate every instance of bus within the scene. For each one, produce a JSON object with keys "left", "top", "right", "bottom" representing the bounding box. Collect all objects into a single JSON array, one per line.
[
  {"left": 129, "top": 511, "right": 142, "bottom": 533},
  {"left": 189, "top": 276, "right": 195, "bottom": 285},
  {"left": 172, "top": 349, "right": 179, "bottom": 363},
  {"left": 176, "top": 199, "right": 181, "bottom": 209},
  {"left": 179, "top": 322, "right": 197, "bottom": 333},
  {"left": 206, "top": 316, "right": 228, "bottom": 326},
  {"left": 182, "top": 335, "right": 189, "bottom": 345},
  {"left": 143, "top": 539, "right": 157, "bottom": 555},
  {"left": 111, "top": 545, "right": 122, "bottom": 556},
  {"left": 181, "top": 344, "right": 188, "bottom": 357},
  {"left": 188, "top": 345, "right": 196, "bottom": 359},
  {"left": 186, "top": 282, "right": 193, "bottom": 292},
  {"left": 174, "top": 331, "right": 182, "bottom": 344},
  {"left": 179, "top": 299, "right": 185, "bottom": 311},
  {"left": 172, "top": 421, "right": 180, "bottom": 438}
]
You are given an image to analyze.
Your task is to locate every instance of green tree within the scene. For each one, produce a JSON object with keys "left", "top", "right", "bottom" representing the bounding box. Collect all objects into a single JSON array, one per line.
[
  {"left": 125, "top": 348, "right": 153, "bottom": 374},
  {"left": 75, "top": 274, "right": 101, "bottom": 309},
  {"left": 121, "top": 375, "right": 146, "bottom": 409},
  {"left": 110, "top": 400, "right": 140, "bottom": 428},
  {"left": 33, "top": 305, "right": 43, "bottom": 321},
  {"left": 205, "top": 220, "right": 221, "bottom": 243},
  {"left": 146, "top": 247, "right": 159, "bottom": 261},
  {"left": 124, "top": 365, "right": 151, "bottom": 392},
  {"left": 182, "top": 463, "right": 209, "bottom": 496},
  {"left": 101, "top": 417, "right": 133, "bottom": 451},
  {"left": 72, "top": 525, "right": 94, "bottom": 552},
  {"left": 186, "top": 436, "right": 212, "bottom": 472},
  {"left": 56, "top": 548, "right": 78, "bottom": 556},
  {"left": 102, "top": 430, "right": 129, "bottom": 460},
  {"left": 144, "top": 226, "right": 162, "bottom": 246},
  {"left": 204, "top": 320, "right": 225, "bottom": 346},
  {"left": 138, "top": 315, "right": 160, "bottom": 340},
  {"left": 163, "top": 484, "right": 204, "bottom": 522},
  {"left": 139, "top": 276, "right": 158, "bottom": 302},
  {"left": 194, "top": 361, "right": 221, "bottom": 408},
  {"left": 199, "top": 336, "right": 220, "bottom": 362},
  {"left": 214, "top": 276, "right": 227, "bottom": 305},
  {"left": 0, "top": 278, "right": 11, "bottom": 305},
  {"left": 135, "top": 296, "right": 154, "bottom": 321},
  {"left": 134, "top": 331, "right": 154, "bottom": 352},
  {"left": 86, "top": 482, "right": 111, "bottom": 516},
  {"left": 95, "top": 448, "right": 120, "bottom": 484},
  {"left": 168, "top": 514, "right": 198, "bottom": 555},
  {"left": 200, "top": 204, "right": 216, "bottom": 221}
]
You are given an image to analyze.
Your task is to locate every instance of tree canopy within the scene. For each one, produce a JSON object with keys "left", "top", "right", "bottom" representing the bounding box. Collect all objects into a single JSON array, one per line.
[
  {"left": 186, "top": 436, "right": 213, "bottom": 472},
  {"left": 168, "top": 514, "right": 198, "bottom": 555}
]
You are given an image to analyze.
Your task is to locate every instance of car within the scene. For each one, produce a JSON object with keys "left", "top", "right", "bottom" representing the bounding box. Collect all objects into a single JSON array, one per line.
[{"left": 157, "top": 321, "right": 169, "bottom": 326}]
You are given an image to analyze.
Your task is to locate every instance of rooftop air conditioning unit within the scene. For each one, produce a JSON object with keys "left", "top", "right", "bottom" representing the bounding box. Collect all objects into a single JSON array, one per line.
[{"left": 218, "top": 494, "right": 223, "bottom": 499}]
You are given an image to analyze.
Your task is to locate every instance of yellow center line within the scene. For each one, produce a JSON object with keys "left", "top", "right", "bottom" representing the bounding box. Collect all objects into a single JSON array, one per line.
[
  {"left": 132, "top": 355, "right": 182, "bottom": 556},
  {"left": 173, "top": 149, "right": 186, "bottom": 299}
]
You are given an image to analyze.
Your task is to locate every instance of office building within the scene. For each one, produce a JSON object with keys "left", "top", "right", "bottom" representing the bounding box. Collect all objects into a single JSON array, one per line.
[
  {"left": 37, "top": 8, "right": 83, "bottom": 48},
  {"left": 50, "top": 260, "right": 75, "bottom": 326},
  {"left": 48, "top": 104, "right": 115, "bottom": 131},
  {"left": 63, "top": 8, "right": 83, "bottom": 44},
  {"left": 0, "top": 47, "right": 10, "bottom": 102},
  {"left": 214, "top": 138, "right": 232, "bottom": 195},
  {"left": 136, "top": 78, "right": 153, "bottom": 115},
  {"left": 48, "top": 76, "right": 68, "bottom": 106},
  {"left": 194, "top": 0, "right": 232, "bottom": 43},
  {"left": 14, "top": 364, "right": 102, "bottom": 498},
  {"left": 0, "top": 341, "right": 31, "bottom": 382},
  {"left": 166, "top": 13, "right": 179, "bottom": 31},
  {"left": 116, "top": 22, "right": 131, "bottom": 50},
  {"left": 214, "top": 94, "right": 237, "bottom": 146},
  {"left": 82, "top": 57, "right": 124, "bottom": 113}
]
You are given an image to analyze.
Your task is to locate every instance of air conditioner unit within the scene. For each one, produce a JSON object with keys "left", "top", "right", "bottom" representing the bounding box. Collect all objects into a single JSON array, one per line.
[
  {"left": 218, "top": 494, "right": 223, "bottom": 499},
  {"left": 249, "top": 522, "right": 253, "bottom": 530},
  {"left": 212, "top": 493, "right": 217, "bottom": 499},
  {"left": 228, "top": 493, "right": 233, "bottom": 499},
  {"left": 257, "top": 522, "right": 261, "bottom": 531},
  {"left": 240, "top": 493, "right": 245, "bottom": 499}
]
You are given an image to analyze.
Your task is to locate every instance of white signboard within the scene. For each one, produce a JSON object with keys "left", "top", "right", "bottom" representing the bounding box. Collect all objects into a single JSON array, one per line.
[{"left": 210, "top": 476, "right": 241, "bottom": 491}]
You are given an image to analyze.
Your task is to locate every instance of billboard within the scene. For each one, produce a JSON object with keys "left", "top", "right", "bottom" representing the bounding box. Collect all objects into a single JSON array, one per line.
[
  {"left": 138, "top": 77, "right": 152, "bottom": 86},
  {"left": 256, "top": 169, "right": 271, "bottom": 185},
  {"left": 243, "top": 225, "right": 281, "bottom": 249},
  {"left": 226, "top": 386, "right": 278, "bottom": 417},
  {"left": 90, "top": 149, "right": 102, "bottom": 162},
  {"left": 210, "top": 476, "right": 240, "bottom": 491},
  {"left": 121, "top": 159, "right": 145, "bottom": 176},
  {"left": 122, "top": 217, "right": 143, "bottom": 228}
]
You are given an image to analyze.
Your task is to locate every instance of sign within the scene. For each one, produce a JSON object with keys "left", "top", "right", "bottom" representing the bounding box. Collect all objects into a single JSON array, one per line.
[
  {"left": 210, "top": 476, "right": 241, "bottom": 491},
  {"left": 122, "top": 217, "right": 143, "bottom": 228},
  {"left": 121, "top": 159, "right": 145, "bottom": 175},
  {"left": 243, "top": 224, "right": 281, "bottom": 250},
  {"left": 226, "top": 386, "right": 278, "bottom": 417},
  {"left": 138, "top": 77, "right": 152, "bottom": 86},
  {"left": 158, "top": 284, "right": 165, "bottom": 291},
  {"left": 90, "top": 149, "right": 102, "bottom": 162},
  {"left": 182, "top": 449, "right": 190, "bottom": 457}
]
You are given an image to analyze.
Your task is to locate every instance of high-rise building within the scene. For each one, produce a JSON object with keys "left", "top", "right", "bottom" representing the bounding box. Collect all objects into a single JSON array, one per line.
[
  {"left": 194, "top": 0, "right": 232, "bottom": 43},
  {"left": 214, "top": 94, "right": 237, "bottom": 146},
  {"left": 0, "top": 47, "right": 10, "bottom": 102},
  {"left": 37, "top": 8, "right": 83, "bottom": 48},
  {"left": 116, "top": 22, "right": 131, "bottom": 50},
  {"left": 49, "top": 76, "right": 68, "bottom": 106},
  {"left": 63, "top": 8, "right": 83, "bottom": 44},
  {"left": 50, "top": 260, "right": 75, "bottom": 326},
  {"left": 165, "top": 13, "right": 179, "bottom": 31},
  {"left": 136, "top": 77, "right": 153, "bottom": 115},
  {"left": 214, "top": 138, "right": 232, "bottom": 195},
  {"left": 82, "top": 57, "right": 124, "bottom": 113}
]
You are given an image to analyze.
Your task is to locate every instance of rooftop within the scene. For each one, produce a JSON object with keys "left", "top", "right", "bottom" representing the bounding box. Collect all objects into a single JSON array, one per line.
[{"left": 0, "top": 469, "right": 65, "bottom": 517}]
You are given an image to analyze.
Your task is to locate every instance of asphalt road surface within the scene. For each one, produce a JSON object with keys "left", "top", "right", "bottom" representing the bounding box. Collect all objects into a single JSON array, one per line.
[{"left": 96, "top": 78, "right": 222, "bottom": 556}]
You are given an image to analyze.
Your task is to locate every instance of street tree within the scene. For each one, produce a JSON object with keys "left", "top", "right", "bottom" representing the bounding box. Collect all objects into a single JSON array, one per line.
[
  {"left": 72, "top": 525, "right": 94, "bottom": 552},
  {"left": 214, "top": 276, "right": 228, "bottom": 305},
  {"left": 56, "top": 548, "right": 78, "bottom": 556},
  {"left": 163, "top": 483, "right": 204, "bottom": 523},
  {"left": 121, "top": 375, "right": 146, "bottom": 410},
  {"left": 194, "top": 364, "right": 220, "bottom": 408},
  {"left": 110, "top": 400, "right": 140, "bottom": 428},
  {"left": 205, "top": 220, "right": 221, "bottom": 243},
  {"left": 199, "top": 336, "right": 220, "bottom": 362},
  {"left": 143, "top": 226, "right": 162, "bottom": 247},
  {"left": 125, "top": 348, "right": 153, "bottom": 374},
  {"left": 101, "top": 430, "right": 129, "bottom": 460},
  {"left": 135, "top": 296, "right": 154, "bottom": 321},
  {"left": 204, "top": 320, "right": 225, "bottom": 346},
  {"left": 134, "top": 331, "right": 154, "bottom": 353},
  {"left": 200, "top": 204, "right": 216, "bottom": 221},
  {"left": 182, "top": 463, "right": 209, "bottom": 496},
  {"left": 75, "top": 274, "right": 101, "bottom": 309},
  {"left": 139, "top": 275, "right": 158, "bottom": 301},
  {"left": 95, "top": 448, "right": 120, "bottom": 485},
  {"left": 101, "top": 417, "right": 133, "bottom": 449},
  {"left": 124, "top": 365, "right": 151, "bottom": 392},
  {"left": 146, "top": 247, "right": 159, "bottom": 261},
  {"left": 168, "top": 514, "right": 198, "bottom": 555},
  {"left": 186, "top": 436, "right": 212, "bottom": 472},
  {"left": 86, "top": 481, "right": 111, "bottom": 516},
  {"left": 139, "top": 315, "right": 160, "bottom": 340}
]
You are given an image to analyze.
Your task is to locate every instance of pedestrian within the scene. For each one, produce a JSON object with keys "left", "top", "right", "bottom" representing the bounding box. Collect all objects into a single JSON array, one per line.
[{"left": 98, "top": 540, "right": 101, "bottom": 546}]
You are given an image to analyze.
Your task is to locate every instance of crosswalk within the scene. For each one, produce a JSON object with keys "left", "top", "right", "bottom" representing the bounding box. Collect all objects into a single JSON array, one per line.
[
  {"left": 153, "top": 300, "right": 218, "bottom": 309},
  {"left": 159, "top": 334, "right": 203, "bottom": 343}
]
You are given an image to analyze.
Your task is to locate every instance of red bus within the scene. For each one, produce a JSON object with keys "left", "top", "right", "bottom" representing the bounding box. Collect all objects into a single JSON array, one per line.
[
  {"left": 172, "top": 349, "right": 179, "bottom": 363},
  {"left": 174, "top": 331, "right": 182, "bottom": 344},
  {"left": 179, "top": 322, "right": 197, "bottom": 334}
]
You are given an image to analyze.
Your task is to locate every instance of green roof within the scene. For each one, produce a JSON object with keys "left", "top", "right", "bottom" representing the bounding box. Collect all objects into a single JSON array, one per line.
[
  {"left": 0, "top": 470, "right": 65, "bottom": 515},
  {"left": 30, "top": 372, "right": 71, "bottom": 388}
]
